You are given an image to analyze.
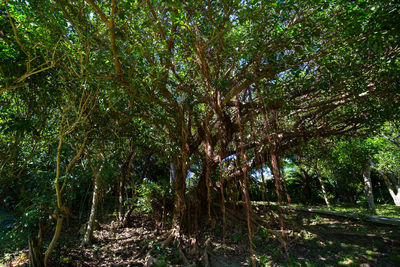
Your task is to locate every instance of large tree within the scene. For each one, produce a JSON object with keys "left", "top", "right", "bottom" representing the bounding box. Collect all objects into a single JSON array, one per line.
[{"left": 1, "top": 0, "right": 399, "bottom": 265}]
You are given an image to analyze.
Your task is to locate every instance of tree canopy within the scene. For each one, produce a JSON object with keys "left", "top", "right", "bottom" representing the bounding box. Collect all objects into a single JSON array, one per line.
[{"left": 1, "top": 0, "right": 399, "bottom": 266}]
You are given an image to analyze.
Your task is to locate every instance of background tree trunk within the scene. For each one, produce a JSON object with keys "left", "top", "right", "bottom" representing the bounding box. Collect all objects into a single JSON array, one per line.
[
  {"left": 83, "top": 169, "right": 101, "bottom": 245},
  {"left": 28, "top": 235, "right": 43, "bottom": 267},
  {"left": 362, "top": 162, "right": 376, "bottom": 213},
  {"left": 370, "top": 160, "right": 400, "bottom": 206},
  {"left": 315, "top": 162, "right": 331, "bottom": 209}
]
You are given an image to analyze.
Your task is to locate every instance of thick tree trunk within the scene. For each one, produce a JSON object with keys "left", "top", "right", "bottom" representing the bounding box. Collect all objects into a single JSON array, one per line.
[
  {"left": 172, "top": 103, "right": 189, "bottom": 232},
  {"left": 28, "top": 233, "right": 43, "bottom": 267},
  {"left": 362, "top": 162, "right": 376, "bottom": 213},
  {"left": 172, "top": 159, "right": 187, "bottom": 231},
  {"left": 196, "top": 161, "right": 208, "bottom": 213},
  {"left": 301, "top": 171, "right": 312, "bottom": 205}
]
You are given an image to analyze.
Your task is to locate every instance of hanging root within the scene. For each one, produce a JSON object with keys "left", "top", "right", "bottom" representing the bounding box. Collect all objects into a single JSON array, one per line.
[{"left": 217, "top": 203, "right": 290, "bottom": 256}]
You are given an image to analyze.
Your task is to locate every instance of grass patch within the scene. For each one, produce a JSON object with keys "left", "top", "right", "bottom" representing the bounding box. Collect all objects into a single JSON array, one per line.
[
  {"left": 283, "top": 203, "right": 400, "bottom": 218},
  {"left": 329, "top": 204, "right": 400, "bottom": 218}
]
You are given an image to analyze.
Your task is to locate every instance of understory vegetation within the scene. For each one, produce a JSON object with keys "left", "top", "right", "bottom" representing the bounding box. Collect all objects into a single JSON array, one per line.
[{"left": 1, "top": 0, "right": 400, "bottom": 266}]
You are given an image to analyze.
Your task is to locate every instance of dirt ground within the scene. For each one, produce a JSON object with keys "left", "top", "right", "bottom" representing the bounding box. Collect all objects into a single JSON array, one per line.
[
  {"left": 5, "top": 205, "right": 399, "bottom": 266},
  {"left": 43, "top": 205, "right": 400, "bottom": 267}
]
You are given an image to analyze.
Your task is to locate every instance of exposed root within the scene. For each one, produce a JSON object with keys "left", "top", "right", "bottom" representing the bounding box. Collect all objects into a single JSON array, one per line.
[
  {"left": 187, "top": 237, "right": 201, "bottom": 257},
  {"left": 267, "top": 229, "right": 288, "bottom": 252},
  {"left": 161, "top": 228, "right": 180, "bottom": 247},
  {"left": 201, "top": 237, "right": 212, "bottom": 267},
  {"left": 133, "top": 240, "right": 149, "bottom": 260},
  {"left": 178, "top": 247, "right": 190, "bottom": 265}
]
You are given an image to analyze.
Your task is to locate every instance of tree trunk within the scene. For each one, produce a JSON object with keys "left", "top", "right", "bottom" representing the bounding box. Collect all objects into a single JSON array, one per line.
[
  {"left": 297, "top": 155, "right": 311, "bottom": 205},
  {"left": 362, "top": 162, "right": 376, "bottom": 214},
  {"left": 118, "top": 174, "right": 125, "bottom": 222},
  {"left": 389, "top": 186, "right": 400, "bottom": 206},
  {"left": 270, "top": 151, "right": 283, "bottom": 205},
  {"left": 235, "top": 100, "right": 255, "bottom": 267},
  {"left": 119, "top": 150, "right": 134, "bottom": 221},
  {"left": 172, "top": 103, "right": 189, "bottom": 232},
  {"left": 370, "top": 160, "right": 400, "bottom": 206},
  {"left": 203, "top": 115, "right": 213, "bottom": 222},
  {"left": 44, "top": 217, "right": 63, "bottom": 267},
  {"left": 28, "top": 226, "right": 44, "bottom": 267},
  {"left": 218, "top": 154, "right": 226, "bottom": 241},
  {"left": 315, "top": 162, "right": 331, "bottom": 209},
  {"left": 83, "top": 172, "right": 101, "bottom": 245},
  {"left": 270, "top": 149, "right": 285, "bottom": 234},
  {"left": 279, "top": 161, "right": 291, "bottom": 204},
  {"left": 301, "top": 171, "right": 312, "bottom": 204},
  {"left": 172, "top": 159, "right": 187, "bottom": 231},
  {"left": 170, "top": 161, "right": 175, "bottom": 187}
]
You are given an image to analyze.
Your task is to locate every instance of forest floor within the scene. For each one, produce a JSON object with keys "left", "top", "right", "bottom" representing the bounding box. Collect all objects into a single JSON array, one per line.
[
  {"left": 2, "top": 205, "right": 400, "bottom": 266},
  {"left": 289, "top": 203, "right": 400, "bottom": 218}
]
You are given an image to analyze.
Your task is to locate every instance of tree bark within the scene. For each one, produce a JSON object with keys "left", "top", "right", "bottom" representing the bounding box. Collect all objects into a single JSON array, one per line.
[
  {"left": 279, "top": 161, "right": 291, "bottom": 204},
  {"left": 44, "top": 217, "right": 63, "bottom": 267},
  {"left": 370, "top": 160, "right": 400, "bottom": 206},
  {"left": 362, "top": 162, "right": 376, "bottom": 213},
  {"left": 118, "top": 171, "right": 126, "bottom": 222},
  {"left": 118, "top": 150, "right": 134, "bottom": 221},
  {"left": 315, "top": 162, "right": 331, "bottom": 209},
  {"left": 297, "top": 155, "right": 311, "bottom": 205},
  {"left": 203, "top": 114, "right": 213, "bottom": 222},
  {"left": 172, "top": 103, "right": 189, "bottom": 232},
  {"left": 218, "top": 154, "right": 226, "bottom": 241},
  {"left": 235, "top": 100, "right": 255, "bottom": 267},
  {"left": 270, "top": 149, "right": 285, "bottom": 234},
  {"left": 28, "top": 233, "right": 43, "bottom": 267},
  {"left": 83, "top": 170, "right": 101, "bottom": 245},
  {"left": 389, "top": 185, "right": 400, "bottom": 206},
  {"left": 170, "top": 161, "right": 175, "bottom": 187},
  {"left": 270, "top": 151, "right": 283, "bottom": 205},
  {"left": 172, "top": 159, "right": 187, "bottom": 231}
]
